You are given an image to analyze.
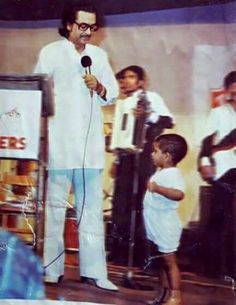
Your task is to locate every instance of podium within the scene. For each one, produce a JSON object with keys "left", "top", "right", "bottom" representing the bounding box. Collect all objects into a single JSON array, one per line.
[{"left": 0, "top": 74, "right": 54, "bottom": 257}]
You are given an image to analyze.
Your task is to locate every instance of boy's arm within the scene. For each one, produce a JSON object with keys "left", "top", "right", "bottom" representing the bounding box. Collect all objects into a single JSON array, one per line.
[{"left": 147, "top": 180, "right": 184, "bottom": 201}]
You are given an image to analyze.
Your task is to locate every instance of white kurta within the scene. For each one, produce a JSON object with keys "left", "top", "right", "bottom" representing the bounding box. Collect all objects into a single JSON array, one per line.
[{"left": 34, "top": 39, "right": 119, "bottom": 169}]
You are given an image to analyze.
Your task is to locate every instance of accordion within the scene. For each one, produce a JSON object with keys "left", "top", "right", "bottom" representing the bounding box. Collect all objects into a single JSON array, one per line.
[{"left": 110, "top": 91, "right": 150, "bottom": 152}]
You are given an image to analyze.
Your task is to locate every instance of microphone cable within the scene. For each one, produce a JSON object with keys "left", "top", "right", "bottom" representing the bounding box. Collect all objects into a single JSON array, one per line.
[
  {"left": 76, "top": 90, "right": 94, "bottom": 229},
  {"left": 44, "top": 84, "right": 94, "bottom": 272}
]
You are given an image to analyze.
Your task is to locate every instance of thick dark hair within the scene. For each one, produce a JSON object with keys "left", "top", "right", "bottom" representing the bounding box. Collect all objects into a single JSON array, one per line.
[
  {"left": 58, "top": 1, "right": 103, "bottom": 38},
  {"left": 224, "top": 71, "right": 236, "bottom": 89},
  {"left": 155, "top": 133, "right": 188, "bottom": 165},
  {"left": 115, "top": 65, "right": 146, "bottom": 81}
]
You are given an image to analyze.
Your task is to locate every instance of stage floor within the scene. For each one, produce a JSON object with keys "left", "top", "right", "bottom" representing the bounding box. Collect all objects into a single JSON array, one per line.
[{"left": 45, "top": 254, "right": 235, "bottom": 305}]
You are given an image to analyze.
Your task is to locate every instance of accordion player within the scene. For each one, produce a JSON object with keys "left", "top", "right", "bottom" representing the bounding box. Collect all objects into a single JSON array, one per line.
[{"left": 110, "top": 90, "right": 150, "bottom": 152}]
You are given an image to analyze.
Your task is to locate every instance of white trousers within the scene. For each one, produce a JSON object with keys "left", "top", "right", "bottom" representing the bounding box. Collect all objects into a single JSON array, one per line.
[{"left": 43, "top": 169, "right": 107, "bottom": 280}]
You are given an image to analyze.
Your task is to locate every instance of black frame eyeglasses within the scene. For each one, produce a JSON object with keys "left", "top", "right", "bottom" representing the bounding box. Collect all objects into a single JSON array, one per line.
[{"left": 74, "top": 22, "right": 99, "bottom": 32}]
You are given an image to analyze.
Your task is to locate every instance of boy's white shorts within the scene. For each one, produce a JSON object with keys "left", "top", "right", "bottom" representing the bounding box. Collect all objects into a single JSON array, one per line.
[{"left": 143, "top": 205, "right": 183, "bottom": 253}]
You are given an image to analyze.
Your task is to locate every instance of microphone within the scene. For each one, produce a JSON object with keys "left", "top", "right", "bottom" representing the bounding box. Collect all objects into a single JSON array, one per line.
[
  {"left": 81, "top": 55, "right": 92, "bottom": 74},
  {"left": 81, "top": 55, "right": 93, "bottom": 97}
]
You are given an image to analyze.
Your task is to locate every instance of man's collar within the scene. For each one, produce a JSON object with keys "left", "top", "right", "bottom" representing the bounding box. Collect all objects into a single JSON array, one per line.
[
  {"left": 64, "top": 38, "right": 88, "bottom": 54},
  {"left": 132, "top": 89, "right": 144, "bottom": 98}
]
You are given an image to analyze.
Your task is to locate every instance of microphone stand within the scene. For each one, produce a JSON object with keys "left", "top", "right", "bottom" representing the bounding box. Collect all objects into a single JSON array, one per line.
[
  {"left": 122, "top": 149, "right": 142, "bottom": 289},
  {"left": 121, "top": 91, "right": 153, "bottom": 290},
  {"left": 121, "top": 149, "right": 153, "bottom": 290}
]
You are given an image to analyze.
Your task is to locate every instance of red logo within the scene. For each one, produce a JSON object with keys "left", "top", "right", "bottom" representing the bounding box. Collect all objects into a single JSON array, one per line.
[{"left": 0, "top": 136, "right": 26, "bottom": 150}]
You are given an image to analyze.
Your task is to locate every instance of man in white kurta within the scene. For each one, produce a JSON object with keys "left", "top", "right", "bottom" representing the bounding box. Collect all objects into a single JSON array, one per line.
[{"left": 34, "top": 3, "right": 118, "bottom": 290}]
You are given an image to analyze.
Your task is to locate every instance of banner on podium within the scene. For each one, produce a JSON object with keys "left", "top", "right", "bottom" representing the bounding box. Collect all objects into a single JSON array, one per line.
[{"left": 0, "top": 89, "right": 42, "bottom": 160}]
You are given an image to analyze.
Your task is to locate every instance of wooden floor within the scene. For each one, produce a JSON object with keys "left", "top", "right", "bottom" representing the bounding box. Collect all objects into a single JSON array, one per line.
[{"left": 45, "top": 254, "right": 235, "bottom": 305}]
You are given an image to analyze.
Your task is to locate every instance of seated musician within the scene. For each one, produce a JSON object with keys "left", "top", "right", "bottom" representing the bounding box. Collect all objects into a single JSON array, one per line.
[
  {"left": 109, "top": 65, "right": 174, "bottom": 266},
  {"left": 198, "top": 70, "right": 236, "bottom": 279}
]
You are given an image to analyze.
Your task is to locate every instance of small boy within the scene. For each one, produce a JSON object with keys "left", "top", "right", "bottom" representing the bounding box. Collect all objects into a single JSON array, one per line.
[{"left": 143, "top": 134, "right": 188, "bottom": 305}]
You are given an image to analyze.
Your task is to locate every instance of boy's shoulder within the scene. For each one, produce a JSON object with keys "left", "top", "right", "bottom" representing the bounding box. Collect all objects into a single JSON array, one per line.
[
  {"left": 154, "top": 167, "right": 180, "bottom": 175},
  {"left": 153, "top": 167, "right": 183, "bottom": 183}
]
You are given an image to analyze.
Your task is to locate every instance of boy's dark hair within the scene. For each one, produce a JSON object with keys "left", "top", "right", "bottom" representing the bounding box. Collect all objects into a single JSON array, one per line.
[
  {"left": 115, "top": 65, "right": 146, "bottom": 81},
  {"left": 58, "top": 1, "right": 103, "bottom": 38},
  {"left": 224, "top": 71, "right": 236, "bottom": 89},
  {"left": 155, "top": 133, "right": 188, "bottom": 165}
]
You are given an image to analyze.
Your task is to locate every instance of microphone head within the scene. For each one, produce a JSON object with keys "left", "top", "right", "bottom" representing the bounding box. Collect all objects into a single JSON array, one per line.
[{"left": 81, "top": 55, "right": 92, "bottom": 68}]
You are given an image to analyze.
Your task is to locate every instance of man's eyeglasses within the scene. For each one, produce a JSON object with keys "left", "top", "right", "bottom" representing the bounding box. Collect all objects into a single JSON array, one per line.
[{"left": 74, "top": 22, "right": 99, "bottom": 32}]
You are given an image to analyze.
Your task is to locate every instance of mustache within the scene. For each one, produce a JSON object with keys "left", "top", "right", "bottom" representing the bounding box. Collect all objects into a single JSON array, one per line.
[{"left": 80, "top": 34, "right": 91, "bottom": 39}]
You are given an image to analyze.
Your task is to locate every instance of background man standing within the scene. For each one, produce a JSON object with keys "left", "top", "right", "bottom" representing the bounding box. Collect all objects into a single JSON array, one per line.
[
  {"left": 198, "top": 71, "right": 236, "bottom": 279},
  {"left": 109, "top": 65, "right": 174, "bottom": 267}
]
